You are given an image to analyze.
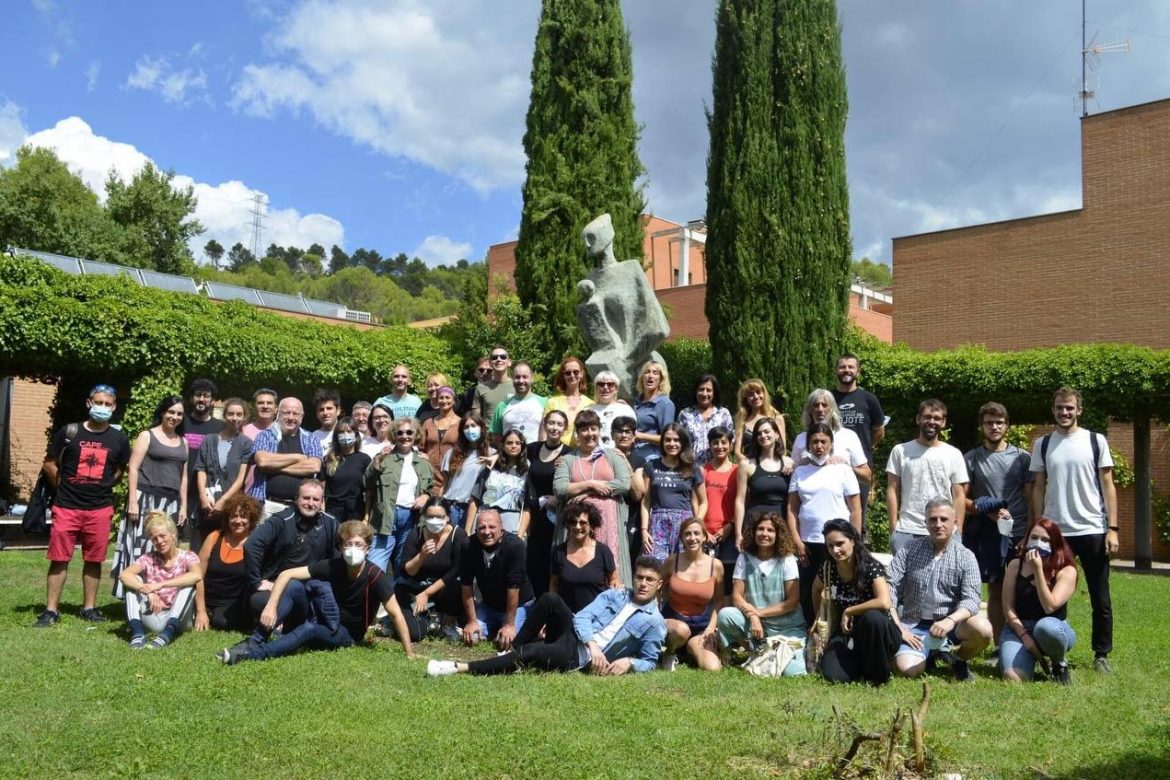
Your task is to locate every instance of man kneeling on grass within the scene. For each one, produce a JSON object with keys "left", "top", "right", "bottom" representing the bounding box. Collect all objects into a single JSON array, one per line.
[
  {"left": 427, "top": 555, "right": 666, "bottom": 677},
  {"left": 218, "top": 520, "right": 414, "bottom": 664},
  {"left": 888, "top": 496, "right": 992, "bottom": 682}
]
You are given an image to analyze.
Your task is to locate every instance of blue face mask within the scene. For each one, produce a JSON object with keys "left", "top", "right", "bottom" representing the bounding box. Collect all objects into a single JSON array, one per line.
[
  {"left": 89, "top": 404, "right": 114, "bottom": 422},
  {"left": 464, "top": 427, "right": 482, "bottom": 443},
  {"left": 337, "top": 433, "right": 357, "bottom": 448},
  {"left": 1026, "top": 539, "right": 1052, "bottom": 558}
]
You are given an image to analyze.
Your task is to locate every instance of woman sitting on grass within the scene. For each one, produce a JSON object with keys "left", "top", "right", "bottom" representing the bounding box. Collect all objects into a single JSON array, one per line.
[
  {"left": 1000, "top": 517, "right": 1079, "bottom": 685},
  {"left": 810, "top": 519, "right": 901, "bottom": 685},
  {"left": 716, "top": 511, "right": 806, "bottom": 676},
  {"left": 194, "top": 493, "right": 260, "bottom": 632},
  {"left": 119, "top": 512, "right": 203, "bottom": 649},
  {"left": 218, "top": 520, "right": 414, "bottom": 664},
  {"left": 660, "top": 516, "right": 724, "bottom": 671},
  {"left": 549, "top": 501, "right": 620, "bottom": 613}
]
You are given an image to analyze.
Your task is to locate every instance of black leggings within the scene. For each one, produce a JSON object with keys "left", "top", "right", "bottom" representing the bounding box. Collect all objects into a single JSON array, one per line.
[
  {"left": 819, "top": 610, "right": 901, "bottom": 685},
  {"left": 467, "top": 592, "right": 582, "bottom": 675}
]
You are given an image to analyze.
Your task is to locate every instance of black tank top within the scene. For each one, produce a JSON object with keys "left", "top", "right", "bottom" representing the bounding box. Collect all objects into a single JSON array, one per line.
[
  {"left": 747, "top": 461, "right": 789, "bottom": 510},
  {"left": 204, "top": 535, "right": 248, "bottom": 609},
  {"left": 1014, "top": 568, "right": 1067, "bottom": 622}
]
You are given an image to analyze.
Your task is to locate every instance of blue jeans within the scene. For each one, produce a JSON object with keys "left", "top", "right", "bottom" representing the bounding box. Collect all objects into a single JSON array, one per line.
[
  {"left": 368, "top": 533, "right": 394, "bottom": 575},
  {"left": 248, "top": 579, "right": 309, "bottom": 643},
  {"left": 475, "top": 599, "right": 533, "bottom": 640},
  {"left": 390, "top": 505, "right": 416, "bottom": 575},
  {"left": 251, "top": 621, "right": 355, "bottom": 660},
  {"left": 895, "top": 619, "right": 960, "bottom": 660},
  {"left": 999, "top": 618, "right": 1076, "bottom": 679},
  {"left": 447, "top": 503, "right": 467, "bottom": 531}
]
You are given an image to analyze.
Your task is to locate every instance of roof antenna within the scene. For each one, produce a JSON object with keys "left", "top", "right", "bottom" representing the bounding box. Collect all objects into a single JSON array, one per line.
[{"left": 1080, "top": 0, "right": 1130, "bottom": 117}]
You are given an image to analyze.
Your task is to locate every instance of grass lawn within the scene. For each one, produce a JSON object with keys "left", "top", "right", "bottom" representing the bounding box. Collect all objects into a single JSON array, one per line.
[{"left": 1, "top": 550, "right": 1168, "bottom": 780}]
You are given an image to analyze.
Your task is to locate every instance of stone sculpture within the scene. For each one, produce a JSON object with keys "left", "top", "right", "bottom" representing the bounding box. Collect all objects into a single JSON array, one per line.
[{"left": 576, "top": 213, "right": 669, "bottom": 402}]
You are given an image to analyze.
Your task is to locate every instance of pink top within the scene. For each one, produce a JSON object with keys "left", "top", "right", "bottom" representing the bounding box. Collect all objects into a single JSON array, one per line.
[{"left": 133, "top": 550, "right": 199, "bottom": 609}]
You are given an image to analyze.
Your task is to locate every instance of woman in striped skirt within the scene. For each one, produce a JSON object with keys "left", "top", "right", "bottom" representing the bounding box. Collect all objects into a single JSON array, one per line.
[{"left": 111, "top": 395, "right": 188, "bottom": 598}]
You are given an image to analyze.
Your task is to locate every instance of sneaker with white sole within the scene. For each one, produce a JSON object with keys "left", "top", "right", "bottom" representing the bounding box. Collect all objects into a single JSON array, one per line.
[
  {"left": 217, "top": 644, "right": 253, "bottom": 666},
  {"left": 129, "top": 635, "right": 147, "bottom": 650},
  {"left": 427, "top": 660, "right": 459, "bottom": 677},
  {"left": 34, "top": 609, "right": 60, "bottom": 628}
]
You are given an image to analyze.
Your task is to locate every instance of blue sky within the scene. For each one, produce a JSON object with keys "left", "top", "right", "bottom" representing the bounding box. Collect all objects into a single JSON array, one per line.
[{"left": 3, "top": 1, "right": 1169, "bottom": 269}]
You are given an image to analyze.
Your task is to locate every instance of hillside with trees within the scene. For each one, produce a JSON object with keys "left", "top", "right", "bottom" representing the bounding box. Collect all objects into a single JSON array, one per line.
[{"left": 0, "top": 145, "right": 480, "bottom": 325}]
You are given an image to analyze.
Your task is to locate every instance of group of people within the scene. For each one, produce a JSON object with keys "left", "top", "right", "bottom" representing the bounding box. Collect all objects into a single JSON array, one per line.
[{"left": 33, "top": 352, "right": 1117, "bottom": 686}]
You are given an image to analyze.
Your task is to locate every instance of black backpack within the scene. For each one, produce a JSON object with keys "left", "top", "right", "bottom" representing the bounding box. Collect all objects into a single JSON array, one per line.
[{"left": 21, "top": 422, "right": 80, "bottom": 536}]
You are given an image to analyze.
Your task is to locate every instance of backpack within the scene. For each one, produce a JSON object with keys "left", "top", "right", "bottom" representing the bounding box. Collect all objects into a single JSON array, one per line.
[
  {"left": 1040, "top": 429, "right": 1106, "bottom": 512},
  {"left": 21, "top": 423, "right": 80, "bottom": 536}
]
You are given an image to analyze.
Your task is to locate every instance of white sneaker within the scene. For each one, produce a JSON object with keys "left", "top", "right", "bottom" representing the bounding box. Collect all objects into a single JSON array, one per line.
[
  {"left": 660, "top": 653, "right": 678, "bottom": 672},
  {"left": 427, "top": 659, "right": 459, "bottom": 677}
]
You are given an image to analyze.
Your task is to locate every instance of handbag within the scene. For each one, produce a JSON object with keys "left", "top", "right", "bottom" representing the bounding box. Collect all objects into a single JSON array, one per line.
[
  {"left": 806, "top": 560, "right": 837, "bottom": 670},
  {"left": 742, "top": 635, "right": 805, "bottom": 678}
]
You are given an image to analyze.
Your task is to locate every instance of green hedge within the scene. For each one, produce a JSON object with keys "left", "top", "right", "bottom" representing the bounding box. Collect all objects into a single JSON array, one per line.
[{"left": 0, "top": 255, "right": 459, "bottom": 435}]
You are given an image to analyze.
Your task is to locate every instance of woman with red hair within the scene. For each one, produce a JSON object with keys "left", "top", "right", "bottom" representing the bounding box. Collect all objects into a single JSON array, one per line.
[{"left": 999, "top": 517, "right": 1078, "bottom": 684}]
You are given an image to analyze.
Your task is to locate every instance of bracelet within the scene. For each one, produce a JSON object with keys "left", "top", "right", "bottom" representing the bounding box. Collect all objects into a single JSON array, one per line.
[{"left": 1108, "top": 525, "right": 1120, "bottom": 531}]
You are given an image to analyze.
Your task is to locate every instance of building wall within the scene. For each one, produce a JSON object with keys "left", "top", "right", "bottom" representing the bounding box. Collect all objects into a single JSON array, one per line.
[
  {"left": 893, "top": 98, "right": 1170, "bottom": 352},
  {"left": 892, "top": 98, "right": 1170, "bottom": 561},
  {"left": 5, "top": 379, "right": 57, "bottom": 499}
]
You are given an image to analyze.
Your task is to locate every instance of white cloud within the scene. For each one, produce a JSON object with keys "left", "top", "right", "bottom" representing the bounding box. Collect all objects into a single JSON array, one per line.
[
  {"left": 85, "top": 60, "right": 100, "bottom": 92},
  {"left": 126, "top": 55, "right": 209, "bottom": 104},
  {"left": 412, "top": 234, "right": 473, "bottom": 267},
  {"left": 0, "top": 101, "right": 29, "bottom": 165},
  {"left": 20, "top": 117, "right": 345, "bottom": 260},
  {"left": 46, "top": 49, "right": 61, "bottom": 68},
  {"left": 232, "top": 0, "right": 534, "bottom": 193}
]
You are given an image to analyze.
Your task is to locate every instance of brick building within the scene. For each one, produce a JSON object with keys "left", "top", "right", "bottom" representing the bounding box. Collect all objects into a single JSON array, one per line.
[
  {"left": 892, "top": 97, "right": 1170, "bottom": 562},
  {"left": 487, "top": 214, "right": 893, "bottom": 343}
]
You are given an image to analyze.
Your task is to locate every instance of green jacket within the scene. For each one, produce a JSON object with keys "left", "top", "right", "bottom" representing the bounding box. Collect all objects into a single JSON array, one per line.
[{"left": 365, "top": 449, "right": 436, "bottom": 533}]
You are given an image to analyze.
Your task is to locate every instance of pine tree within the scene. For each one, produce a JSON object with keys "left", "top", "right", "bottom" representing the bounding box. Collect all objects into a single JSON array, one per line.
[
  {"left": 514, "top": 0, "right": 645, "bottom": 363},
  {"left": 703, "top": 0, "right": 852, "bottom": 411}
]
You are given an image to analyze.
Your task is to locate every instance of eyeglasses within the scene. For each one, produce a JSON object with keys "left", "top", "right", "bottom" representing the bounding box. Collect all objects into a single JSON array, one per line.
[
  {"left": 395, "top": 431, "right": 415, "bottom": 438},
  {"left": 568, "top": 519, "right": 590, "bottom": 527},
  {"left": 342, "top": 541, "right": 368, "bottom": 550},
  {"left": 614, "top": 428, "right": 634, "bottom": 436},
  {"left": 490, "top": 353, "right": 508, "bottom": 360},
  {"left": 476, "top": 367, "right": 491, "bottom": 374}
]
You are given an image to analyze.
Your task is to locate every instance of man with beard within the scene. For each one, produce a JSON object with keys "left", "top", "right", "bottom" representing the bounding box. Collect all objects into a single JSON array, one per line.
[
  {"left": 183, "top": 378, "right": 224, "bottom": 545},
  {"left": 311, "top": 388, "right": 342, "bottom": 458},
  {"left": 963, "top": 402, "right": 1032, "bottom": 641},
  {"left": 832, "top": 354, "right": 885, "bottom": 518},
  {"left": 885, "top": 399, "right": 968, "bottom": 555},
  {"left": 1029, "top": 387, "right": 1118, "bottom": 674}
]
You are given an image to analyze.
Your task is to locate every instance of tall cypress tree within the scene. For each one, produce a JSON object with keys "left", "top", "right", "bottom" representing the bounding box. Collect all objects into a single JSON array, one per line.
[
  {"left": 514, "top": 0, "right": 645, "bottom": 362},
  {"left": 703, "top": 0, "right": 852, "bottom": 411}
]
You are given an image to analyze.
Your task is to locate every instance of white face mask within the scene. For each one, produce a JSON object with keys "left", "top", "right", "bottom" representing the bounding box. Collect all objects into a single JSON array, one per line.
[
  {"left": 337, "top": 433, "right": 357, "bottom": 448},
  {"left": 808, "top": 451, "right": 830, "bottom": 466},
  {"left": 342, "top": 546, "right": 367, "bottom": 567},
  {"left": 424, "top": 516, "right": 447, "bottom": 534}
]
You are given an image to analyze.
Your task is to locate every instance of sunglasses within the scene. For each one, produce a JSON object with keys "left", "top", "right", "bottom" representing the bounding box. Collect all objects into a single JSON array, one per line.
[
  {"left": 90, "top": 383, "right": 117, "bottom": 397},
  {"left": 395, "top": 431, "right": 415, "bottom": 438},
  {"left": 490, "top": 353, "right": 508, "bottom": 360},
  {"left": 597, "top": 381, "right": 616, "bottom": 388}
]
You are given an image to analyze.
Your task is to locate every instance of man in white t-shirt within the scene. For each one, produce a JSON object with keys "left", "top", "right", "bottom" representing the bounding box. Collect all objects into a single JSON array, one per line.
[
  {"left": 489, "top": 362, "right": 547, "bottom": 445},
  {"left": 1029, "top": 386, "right": 1118, "bottom": 673},
  {"left": 886, "top": 399, "right": 968, "bottom": 555}
]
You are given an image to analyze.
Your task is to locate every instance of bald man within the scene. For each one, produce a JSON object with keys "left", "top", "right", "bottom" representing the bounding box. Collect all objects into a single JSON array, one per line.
[{"left": 249, "top": 397, "right": 324, "bottom": 522}]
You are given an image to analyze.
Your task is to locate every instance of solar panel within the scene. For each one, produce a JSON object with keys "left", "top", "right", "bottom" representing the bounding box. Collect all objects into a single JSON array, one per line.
[
  {"left": 203, "top": 282, "right": 263, "bottom": 304},
  {"left": 83, "top": 260, "right": 144, "bottom": 282},
  {"left": 303, "top": 297, "right": 346, "bottom": 318},
  {"left": 255, "top": 290, "right": 308, "bottom": 313},
  {"left": 17, "top": 248, "right": 375, "bottom": 324},
  {"left": 13, "top": 248, "right": 83, "bottom": 275},
  {"left": 139, "top": 269, "right": 200, "bottom": 295}
]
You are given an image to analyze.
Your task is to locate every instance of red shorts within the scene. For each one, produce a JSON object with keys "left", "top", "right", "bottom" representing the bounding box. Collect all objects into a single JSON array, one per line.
[{"left": 47, "top": 506, "right": 115, "bottom": 563}]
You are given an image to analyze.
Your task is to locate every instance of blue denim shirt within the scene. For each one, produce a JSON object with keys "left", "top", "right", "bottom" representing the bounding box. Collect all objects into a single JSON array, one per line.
[
  {"left": 572, "top": 587, "right": 666, "bottom": 673},
  {"left": 633, "top": 394, "right": 677, "bottom": 459}
]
